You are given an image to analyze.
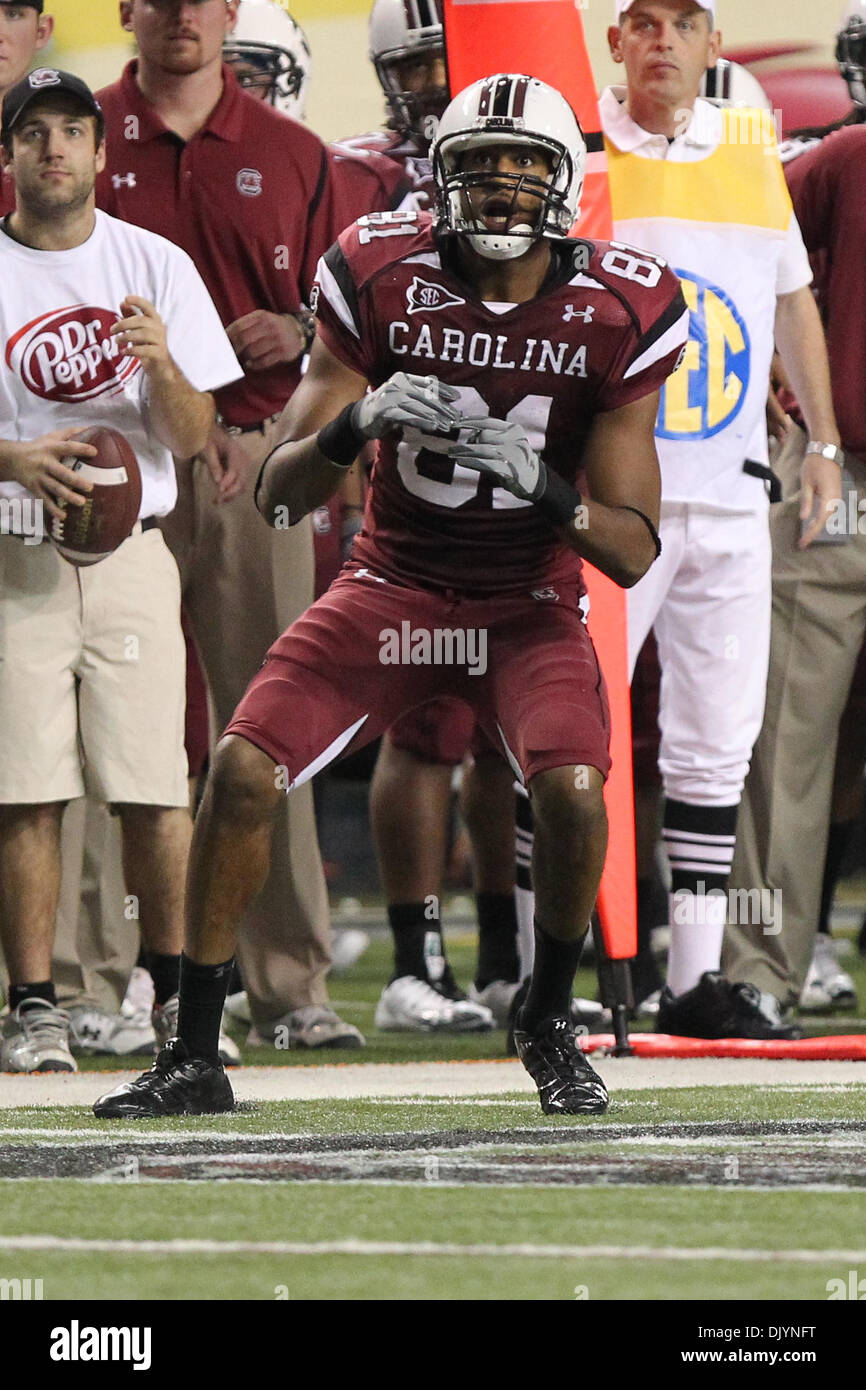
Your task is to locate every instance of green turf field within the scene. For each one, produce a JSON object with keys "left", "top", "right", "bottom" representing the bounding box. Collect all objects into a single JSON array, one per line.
[{"left": 1, "top": 926, "right": 865, "bottom": 1302}]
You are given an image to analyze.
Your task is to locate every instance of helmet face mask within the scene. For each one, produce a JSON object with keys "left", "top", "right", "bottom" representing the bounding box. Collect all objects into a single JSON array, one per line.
[
  {"left": 224, "top": 1, "right": 311, "bottom": 120},
  {"left": 432, "top": 76, "right": 586, "bottom": 262},
  {"left": 836, "top": 9, "right": 866, "bottom": 108},
  {"left": 227, "top": 41, "right": 306, "bottom": 111},
  {"left": 369, "top": 0, "right": 447, "bottom": 146}
]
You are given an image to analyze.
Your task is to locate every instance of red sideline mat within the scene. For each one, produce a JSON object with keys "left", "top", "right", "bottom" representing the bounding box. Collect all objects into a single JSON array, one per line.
[
  {"left": 579, "top": 1033, "right": 866, "bottom": 1060},
  {"left": 443, "top": 0, "right": 636, "bottom": 960}
]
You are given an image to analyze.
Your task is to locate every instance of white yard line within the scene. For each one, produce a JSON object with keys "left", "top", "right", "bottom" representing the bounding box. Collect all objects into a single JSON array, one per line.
[
  {"left": 0, "top": 1235, "right": 863, "bottom": 1263},
  {"left": 1, "top": 1058, "right": 865, "bottom": 1109}
]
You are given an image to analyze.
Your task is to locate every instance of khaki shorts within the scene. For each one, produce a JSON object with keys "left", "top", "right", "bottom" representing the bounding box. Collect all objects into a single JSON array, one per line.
[{"left": 0, "top": 526, "right": 188, "bottom": 806}]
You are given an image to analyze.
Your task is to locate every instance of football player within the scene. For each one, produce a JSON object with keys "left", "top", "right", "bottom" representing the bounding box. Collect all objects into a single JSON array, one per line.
[
  {"left": 94, "top": 73, "right": 688, "bottom": 1119},
  {"left": 222, "top": 0, "right": 311, "bottom": 118}
]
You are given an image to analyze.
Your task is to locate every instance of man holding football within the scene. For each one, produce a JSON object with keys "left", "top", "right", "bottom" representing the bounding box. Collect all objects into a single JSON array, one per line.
[
  {"left": 0, "top": 69, "right": 240, "bottom": 1072},
  {"left": 96, "top": 72, "right": 689, "bottom": 1117}
]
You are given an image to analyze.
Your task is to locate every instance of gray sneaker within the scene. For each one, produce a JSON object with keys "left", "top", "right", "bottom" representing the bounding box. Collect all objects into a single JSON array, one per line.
[
  {"left": 0, "top": 999, "right": 77, "bottom": 1073},
  {"left": 249, "top": 1005, "right": 365, "bottom": 1050},
  {"left": 152, "top": 993, "right": 241, "bottom": 1068}
]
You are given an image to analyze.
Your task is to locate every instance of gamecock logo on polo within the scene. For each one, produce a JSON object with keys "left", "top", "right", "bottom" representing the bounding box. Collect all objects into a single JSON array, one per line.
[{"left": 5, "top": 306, "right": 140, "bottom": 403}]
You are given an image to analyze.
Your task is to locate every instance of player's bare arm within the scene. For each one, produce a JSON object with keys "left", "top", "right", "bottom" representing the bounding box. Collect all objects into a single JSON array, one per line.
[
  {"left": 111, "top": 295, "right": 215, "bottom": 459},
  {"left": 255, "top": 337, "right": 458, "bottom": 525},
  {"left": 568, "top": 389, "right": 662, "bottom": 585},
  {"left": 774, "top": 285, "right": 843, "bottom": 548},
  {"left": 0, "top": 429, "right": 97, "bottom": 520}
]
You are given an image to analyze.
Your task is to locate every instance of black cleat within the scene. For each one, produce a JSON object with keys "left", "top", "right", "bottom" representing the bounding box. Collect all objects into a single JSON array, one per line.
[
  {"left": 513, "top": 1015, "right": 609, "bottom": 1115},
  {"left": 93, "top": 1037, "right": 234, "bottom": 1118},
  {"left": 656, "top": 971, "right": 803, "bottom": 1040}
]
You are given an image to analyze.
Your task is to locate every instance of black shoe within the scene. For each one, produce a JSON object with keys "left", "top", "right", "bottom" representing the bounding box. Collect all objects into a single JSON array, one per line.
[
  {"left": 505, "top": 977, "right": 531, "bottom": 1056},
  {"left": 513, "top": 1014, "right": 609, "bottom": 1115},
  {"left": 93, "top": 1037, "right": 234, "bottom": 1118},
  {"left": 656, "top": 971, "right": 803, "bottom": 1040}
]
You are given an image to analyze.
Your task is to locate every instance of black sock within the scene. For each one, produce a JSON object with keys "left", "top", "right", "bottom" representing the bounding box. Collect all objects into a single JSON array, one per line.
[
  {"left": 632, "top": 878, "right": 663, "bottom": 1000},
  {"left": 519, "top": 922, "right": 584, "bottom": 1032},
  {"left": 9, "top": 981, "right": 56, "bottom": 1010},
  {"left": 389, "top": 902, "right": 444, "bottom": 983},
  {"left": 136, "top": 945, "right": 147, "bottom": 970},
  {"left": 475, "top": 892, "right": 520, "bottom": 989},
  {"left": 818, "top": 820, "right": 855, "bottom": 935},
  {"left": 177, "top": 955, "right": 233, "bottom": 1064},
  {"left": 147, "top": 952, "right": 181, "bottom": 1006}
]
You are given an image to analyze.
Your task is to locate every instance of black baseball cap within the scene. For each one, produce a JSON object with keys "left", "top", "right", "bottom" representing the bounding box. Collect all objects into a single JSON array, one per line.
[
  {"left": 1, "top": 68, "right": 102, "bottom": 144},
  {"left": 0, "top": 2, "right": 44, "bottom": 10}
]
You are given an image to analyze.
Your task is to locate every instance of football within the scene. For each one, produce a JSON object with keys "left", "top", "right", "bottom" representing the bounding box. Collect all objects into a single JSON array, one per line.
[{"left": 51, "top": 427, "right": 142, "bottom": 567}]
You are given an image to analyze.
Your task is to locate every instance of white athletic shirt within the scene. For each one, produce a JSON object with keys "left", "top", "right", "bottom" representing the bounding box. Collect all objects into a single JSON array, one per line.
[
  {"left": 0, "top": 209, "right": 241, "bottom": 521},
  {"left": 600, "top": 87, "right": 813, "bottom": 512}
]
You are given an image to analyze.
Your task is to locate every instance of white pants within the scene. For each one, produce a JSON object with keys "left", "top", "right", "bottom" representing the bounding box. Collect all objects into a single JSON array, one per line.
[{"left": 627, "top": 502, "right": 772, "bottom": 807}]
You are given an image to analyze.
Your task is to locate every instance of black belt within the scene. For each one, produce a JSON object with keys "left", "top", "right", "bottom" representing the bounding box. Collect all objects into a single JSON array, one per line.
[
  {"left": 220, "top": 412, "right": 282, "bottom": 437},
  {"left": 743, "top": 460, "right": 783, "bottom": 504}
]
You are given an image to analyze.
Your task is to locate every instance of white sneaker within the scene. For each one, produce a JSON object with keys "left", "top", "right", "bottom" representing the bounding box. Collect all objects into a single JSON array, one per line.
[
  {"left": 0, "top": 999, "right": 77, "bottom": 1073},
  {"left": 468, "top": 979, "right": 521, "bottom": 1029},
  {"left": 122, "top": 965, "right": 155, "bottom": 1017},
  {"left": 223, "top": 990, "right": 252, "bottom": 1026},
  {"left": 68, "top": 1004, "right": 156, "bottom": 1057},
  {"left": 330, "top": 928, "right": 371, "bottom": 974},
  {"left": 152, "top": 994, "right": 241, "bottom": 1068},
  {"left": 800, "top": 935, "right": 858, "bottom": 1012},
  {"left": 376, "top": 976, "right": 494, "bottom": 1033}
]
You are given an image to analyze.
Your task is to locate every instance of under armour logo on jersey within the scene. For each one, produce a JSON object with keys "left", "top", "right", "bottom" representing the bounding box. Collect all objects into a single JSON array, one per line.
[
  {"left": 236, "top": 168, "right": 263, "bottom": 197},
  {"left": 112, "top": 172, "right": 137, "bottom": 189},
  {"left": 562, "top": 305, "right": 595, "bottom": 324},
  {"left": 406, "top": 277, "right": 466, "bottom": 315}
]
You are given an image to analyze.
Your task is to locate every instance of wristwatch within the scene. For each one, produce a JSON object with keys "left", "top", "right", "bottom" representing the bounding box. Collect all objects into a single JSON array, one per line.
[
  {"left": 293, "top": 308, "right": 316, "bottom": 354},
  {"left": 806, "top": 440, "right": 844, "bottom": 465}
]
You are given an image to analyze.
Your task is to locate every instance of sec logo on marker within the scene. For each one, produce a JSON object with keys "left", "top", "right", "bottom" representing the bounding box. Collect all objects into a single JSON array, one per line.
[{"left": 657, "top": 269, "right": 751, "bottom": 442}]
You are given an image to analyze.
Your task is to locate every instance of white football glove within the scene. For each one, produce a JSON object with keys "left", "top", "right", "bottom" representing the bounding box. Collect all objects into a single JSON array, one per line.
[
  {"left": 447, "top": 417, "right": 544, "bottom": 501},
  {"left": 352, "top": 372, "right": 460, "bottom": 440}
]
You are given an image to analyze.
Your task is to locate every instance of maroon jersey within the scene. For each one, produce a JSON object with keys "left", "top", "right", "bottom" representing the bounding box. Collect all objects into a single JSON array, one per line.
[
  {"left": 314, "top": 211, "right": 687, "bottom": 599},
  {"left": 332, "top": 129, "right": 435, "bottom": 213},
  {"left": 95, "top": 63, "right": 340, "bottom": 428},
  {"left": 328, "top": 143, "right": 412, "bottom": 228},
  {"left": 785, "top": 126, "right": 866, "bottom": 460}
]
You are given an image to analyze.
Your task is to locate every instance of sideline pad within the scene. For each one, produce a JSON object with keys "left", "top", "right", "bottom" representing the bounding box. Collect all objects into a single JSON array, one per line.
[
  {"left": 442, "top": 0, "right": 637, "bottom": 960},
  {"left": 580, "top": 1033, "right": 866, "bottom": 1060}
]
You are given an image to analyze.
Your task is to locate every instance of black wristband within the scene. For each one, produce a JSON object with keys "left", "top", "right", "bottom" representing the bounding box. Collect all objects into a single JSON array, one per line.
[
  {"left": 316, "top": 401, "right": 366, "bottom": 470},
  {"left": 532, "top": 463, "right": 584, "bottom": 527},
  {"left": 618, "top": 505, "right": 662, "bottom": 559}
]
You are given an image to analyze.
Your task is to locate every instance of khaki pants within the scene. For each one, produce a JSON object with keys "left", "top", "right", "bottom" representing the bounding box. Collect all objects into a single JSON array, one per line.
[
  {"left": 723, "top": 426, "right": 866, "bottom": 1004},
  {"left": 160, "top": 422, "right": 332, "bottom": 1025},
  {"left": 53, "top": 799, "right": 130, "bottom": 1013}
]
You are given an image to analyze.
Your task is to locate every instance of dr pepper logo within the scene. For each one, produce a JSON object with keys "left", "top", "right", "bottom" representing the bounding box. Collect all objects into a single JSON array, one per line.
[{"left": 5, "top": 305, "right": 140, "bottom": 402}]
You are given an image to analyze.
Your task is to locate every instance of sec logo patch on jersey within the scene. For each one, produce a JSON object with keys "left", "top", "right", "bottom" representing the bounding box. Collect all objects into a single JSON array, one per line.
[
  {"left": 657, "top": 268, "right": 751, "bottom": 441},
  {"left": 406, "top": 277, "right": 465, "bottom": 315}
]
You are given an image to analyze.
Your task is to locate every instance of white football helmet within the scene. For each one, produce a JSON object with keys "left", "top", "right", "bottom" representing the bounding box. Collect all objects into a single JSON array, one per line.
[
  {"left": 432, "top": 74, "right": 586, "bottom": 261},
  {"left": 837, "top": 1, "right": 866, "bottom": 108},
  {"left": 369, "top": 0, "right": 448, "bottom": 145},
  {"left": 224, "top": 0, "right": 311, "bottom": 120},
  {"left": 700, "top": 59, "right": 773, "bottom": 111}
]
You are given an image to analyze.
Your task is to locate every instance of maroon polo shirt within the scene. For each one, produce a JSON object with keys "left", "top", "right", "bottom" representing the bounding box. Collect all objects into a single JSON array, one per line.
[
  {"left": 96, "top": 62, "right": 340, "bottom": 427},
  {"left": 785, "top": 126, "right": 866, "bottom": 461}
]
